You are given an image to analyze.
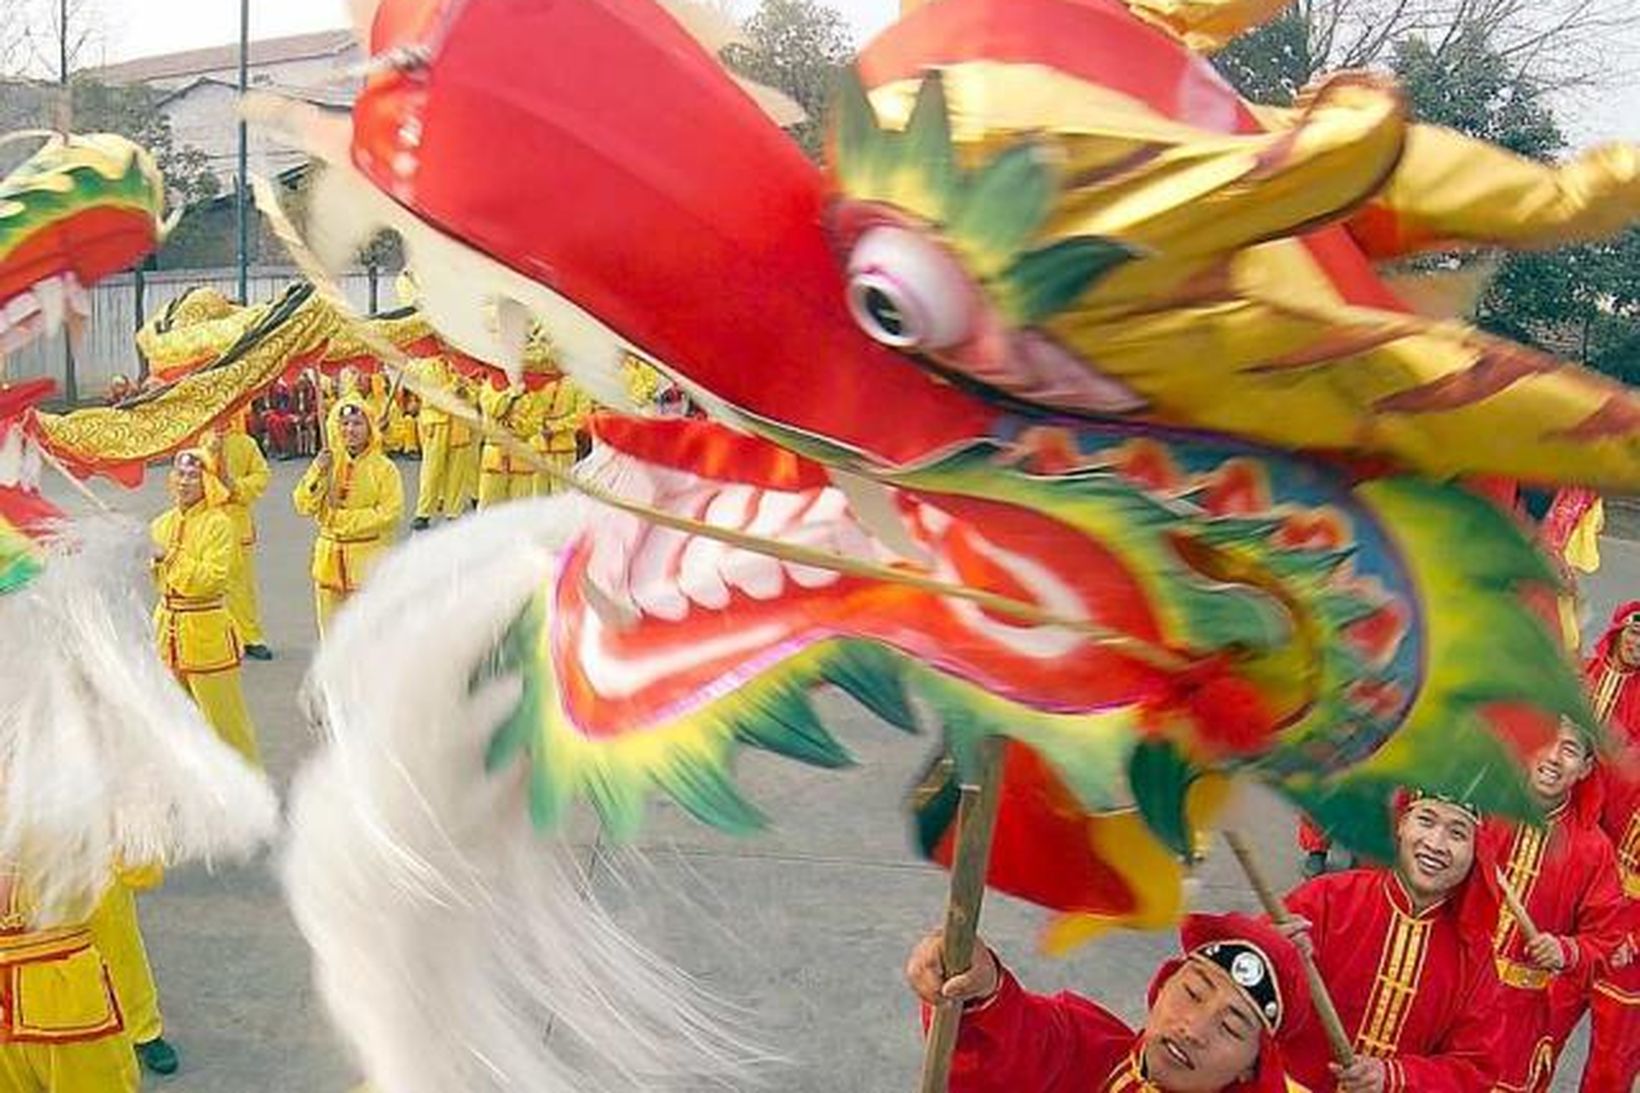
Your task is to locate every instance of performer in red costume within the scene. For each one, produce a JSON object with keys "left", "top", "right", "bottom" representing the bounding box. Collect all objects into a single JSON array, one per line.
[
  {"left": 1484, "top": 721, "right": 1630, "bottom": 1092},
  {"left": 906, "top": 913, "right": 1312, "bottom": 1092},
  {"left": 263, "top": 379, "right": 297, "bottom": 460},
  {"left": 1568, "top": 604, "right": 1640, "bottom": 1092},
  {"left": 1280, "top": 794, "right": 1503, "bottom": 1092}
]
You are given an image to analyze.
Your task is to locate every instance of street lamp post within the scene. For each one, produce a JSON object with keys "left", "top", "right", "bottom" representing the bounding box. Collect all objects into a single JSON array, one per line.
[
  {"left": 236, "top": 0, "right": 250, "bottom": 303},
  {"left": 59, "top": 0, "right": 77, "bottom": 404}
]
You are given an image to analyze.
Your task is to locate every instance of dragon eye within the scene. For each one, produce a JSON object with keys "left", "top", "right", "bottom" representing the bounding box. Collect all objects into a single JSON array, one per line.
[{"left": 845, "top": 226, "right": 974, "bottom": 351}]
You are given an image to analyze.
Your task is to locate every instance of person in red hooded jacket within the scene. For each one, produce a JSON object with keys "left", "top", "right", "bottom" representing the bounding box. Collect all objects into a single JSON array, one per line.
[
  {"left": 1483, "top": 720, "right": 1630, "bottom": 1092},
  {"left": 905, "top": 912, "right": 1312, "bottom": 1093},
  {"left": 1564, "top": 603, "right": 1640, "bottom": 1093},
  {"left": 1278, "top": 794, "right": 1504, "bottom": 1092}
]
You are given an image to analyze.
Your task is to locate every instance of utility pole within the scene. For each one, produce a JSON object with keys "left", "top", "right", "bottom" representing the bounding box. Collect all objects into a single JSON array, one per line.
[
  {"left": 59, "top": 0, "right": 77, "bottom": 404},
  {"left": 236, "top": 0, "right": 250, "bottom": 303}
]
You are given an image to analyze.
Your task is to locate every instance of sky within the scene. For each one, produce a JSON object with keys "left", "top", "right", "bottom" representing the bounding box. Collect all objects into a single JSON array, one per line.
[{"left": 93, "top": 0, "right": 1639, "bottom": 142}]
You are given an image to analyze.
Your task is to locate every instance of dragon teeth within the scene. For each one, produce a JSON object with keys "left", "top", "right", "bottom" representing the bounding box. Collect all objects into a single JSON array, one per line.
[
  {"left": 0, "top": 427, "right": 23, "bottom": 488},
  {"left": 0, "top": 273, "right": 92, "bottom": 353},
  {"left": 63, "top": 273, "right": 91, "bottom": 318},
  {"left": 32, "top": 276, "right": 66, "bottom": 335}
]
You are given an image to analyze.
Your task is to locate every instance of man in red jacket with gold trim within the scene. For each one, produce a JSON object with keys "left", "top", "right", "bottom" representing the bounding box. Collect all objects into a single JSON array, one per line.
[
  {"left": 1280, "top": 794, "right": 1503, "bottom": 1092},
  {"left": 1568, "top": 603, "right": 1640, "bottom": 1092},
  {"left": 1484, "top": 720, "right": 1630, "bottom": 1092}
]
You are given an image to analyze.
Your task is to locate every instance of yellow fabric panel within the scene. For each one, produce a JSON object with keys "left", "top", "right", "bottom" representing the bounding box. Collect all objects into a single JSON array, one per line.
[
  {"left": 8, "top": 948, "right": 120, "bottom": 1042},
  {"left": 1564, "top": 498, "right": 1605, "bottom": 575},
  {"left": 149, "top": 505, "right": 241, "bottom": 674},
  {"left": 84, "top": 888, "right": 161, "bottom": 1046},
  {"left": 36, "top": 293, "right": 335, "bottom": 468}
]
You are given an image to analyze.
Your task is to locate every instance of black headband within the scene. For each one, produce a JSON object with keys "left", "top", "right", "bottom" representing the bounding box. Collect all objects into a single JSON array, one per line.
[
  {"left": 1192, "top": 940, "right": 1282, "bottom": 1030},
  {"left": 338, "top": 403, "right": 367, "bottom": 419}
]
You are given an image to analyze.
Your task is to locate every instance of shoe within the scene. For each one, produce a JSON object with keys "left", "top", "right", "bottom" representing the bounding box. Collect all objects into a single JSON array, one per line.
[
  {"left": 411, "top": 516, "right": 431, "bottom": 531},
  {"left": 136, "top": 1037, "right": 180, "bottom": 1075},
  {"left": 1302, "top": 850, "right": 1329, "bottom": 879},
  {"left": 243, "top": 644, "right": 274, "bottom": 661}
]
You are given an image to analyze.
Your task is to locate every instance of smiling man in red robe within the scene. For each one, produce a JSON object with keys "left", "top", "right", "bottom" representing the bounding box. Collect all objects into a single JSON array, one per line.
[{"left": 1279, "top": 794, "right": 1502, "bottom": 1092}]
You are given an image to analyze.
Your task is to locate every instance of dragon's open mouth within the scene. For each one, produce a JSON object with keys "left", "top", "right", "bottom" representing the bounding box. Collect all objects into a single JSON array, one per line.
[{"left": 551, "top": 415, "right": 1179, "bottom": 737}]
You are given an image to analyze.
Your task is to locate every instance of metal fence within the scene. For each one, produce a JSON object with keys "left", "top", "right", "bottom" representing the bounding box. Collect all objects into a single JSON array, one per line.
[{"left": 7, "top": 265, "right": 384, "bottom": 406}]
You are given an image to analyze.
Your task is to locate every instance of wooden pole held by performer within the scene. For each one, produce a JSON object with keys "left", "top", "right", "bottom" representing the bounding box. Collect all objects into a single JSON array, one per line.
[
  {"left": 1495, "top": 868, "right": 1542, "bottom": 943},
  {"left": 919, "top": 735, "right": 1006, "bottom": 1093},
  {"left": 1223, "top": 830, "right": 1355, "bottom": 1066}
]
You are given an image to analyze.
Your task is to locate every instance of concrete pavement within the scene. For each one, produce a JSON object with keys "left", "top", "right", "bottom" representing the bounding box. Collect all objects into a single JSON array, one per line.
[{"left": 45, "top": 458, "right": 1620, "bottom": 1091}]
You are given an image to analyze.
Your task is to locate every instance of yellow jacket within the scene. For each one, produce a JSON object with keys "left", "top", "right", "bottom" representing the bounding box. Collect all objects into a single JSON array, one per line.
[
  {"left": 150, "top": 482, "right": 241, "bottom": 675},
  {"left": 293, "top": 399, "right": 404, "bottom": 594},
  {"left": 479, "top": 383, "right": 554, "bottom": 473},
  {"left": 534, "top": 377, "right": 592, "bottom": 457},
  {"left": 210, "top": 429, "right": 269, "bottom": 546}
]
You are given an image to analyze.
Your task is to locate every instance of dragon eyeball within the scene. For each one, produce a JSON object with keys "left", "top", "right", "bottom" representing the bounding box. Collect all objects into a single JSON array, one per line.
[{"left": 845, "top": 226, "right": 975, "bottom": 351}]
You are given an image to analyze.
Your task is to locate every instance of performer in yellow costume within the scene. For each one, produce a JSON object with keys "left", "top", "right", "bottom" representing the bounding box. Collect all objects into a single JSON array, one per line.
[
  {"left": 0, "top": 876, "right": 140, "bottom": 1093},
  {"left": 150, "top": 451, "right": 261, "bottom": 766},
  {"left": 294, "top": 398, "right": 404, "bottom": 636},
  {"left": 477, "top": 380, "right": 551, "bottom": 506},
  {"left": 363, "top": 371, "right": 390, "bottom": 425},
  {"left": 451, "top": 371, "right": 481, "bottom": 514},
  {"left": 86, "top": 866, "right": 174, "bottom": 1077},
  {"left": 385, "top": 387, "right": 420, "bottom": 456},
  {"left": 410, "top": 357, "right": 466, "bottom": 528},
  {"left": 206, "top": 411, "right": 273, "bottom": 660},
  {"left": 533, "top": 374, "right": 591, "bottom": 495}
]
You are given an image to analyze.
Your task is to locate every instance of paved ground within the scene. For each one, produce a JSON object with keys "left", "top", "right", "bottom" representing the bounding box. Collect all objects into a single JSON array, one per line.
[{"left": 45, "top": 459, "right": 1624, "bottom": 1091}]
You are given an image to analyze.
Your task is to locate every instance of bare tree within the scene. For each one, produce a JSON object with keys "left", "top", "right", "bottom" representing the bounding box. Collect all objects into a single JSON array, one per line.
[
  {"left": 1219, "top": 0, "right": 1633, "bottom": 103},
  {"left": 0, "top": 0, "right": 104, "bottom": 80}
]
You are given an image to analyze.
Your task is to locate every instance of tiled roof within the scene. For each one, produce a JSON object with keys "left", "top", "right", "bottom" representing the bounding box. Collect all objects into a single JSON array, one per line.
[{"left": 83, "top": 29, "right": 355, "bottom": 84}]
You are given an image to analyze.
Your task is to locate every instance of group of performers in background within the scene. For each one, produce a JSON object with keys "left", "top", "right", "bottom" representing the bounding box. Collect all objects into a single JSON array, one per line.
[{"left": 50, "top": 326, "right": 630, "bottom": 1088}]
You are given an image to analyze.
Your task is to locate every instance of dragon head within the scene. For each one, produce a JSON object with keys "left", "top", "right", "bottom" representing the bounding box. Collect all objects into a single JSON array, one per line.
[
  {"left": 0, "top": 132, "right": 167, "bottom": 566},
  {"left": 263, "top": 0, "right": 1626, "bottom": 934},
  {"left": 0, "top": 132, "right": 166, "bottom": 359}
]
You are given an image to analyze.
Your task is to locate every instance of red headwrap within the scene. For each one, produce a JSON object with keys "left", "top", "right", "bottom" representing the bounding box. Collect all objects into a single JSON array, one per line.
[{"left": 1146, "top": 913, "right": 1313, "bottom": 1093}]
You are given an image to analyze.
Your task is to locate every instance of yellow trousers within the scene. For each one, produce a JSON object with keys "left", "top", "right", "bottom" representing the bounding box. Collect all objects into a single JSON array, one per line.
[
  {"left": 477, "top": 470, "right": 537, "bottom": 509},
  {"left": 414, "top": 424, "right": 472, "bottom": 519},
  {"left": 535, "top": 449, "right": 576, "bottom": 496},
  {"left": 226, "top": 542, "right": 264, "bottom": 645},
  {"left": 180, "top": 668, "right": 261, "bottom": 767},
  {"left": 86, "top": 888, "right": 161, "bottom": 1046},
  {"left": 414, "top": 422, "right": 451, "bottom": 520},
  {"left": 0, "top": 1035, "right": 139, "bottom": 1093},
  {"left": 315, "top": 585, "right": 348, "bottom": 639},
  {"left": 455, "top": 441, "right": 480, "bottom": 514}
]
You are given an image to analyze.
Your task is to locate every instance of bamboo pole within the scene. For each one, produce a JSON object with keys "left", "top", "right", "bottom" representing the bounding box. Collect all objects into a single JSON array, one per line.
[
  {"left": 1223, "top": 830, "right": 1355, "bottom": 1066},
  {"left": 918, "top": 736, "right": 1007, "bottom": 1093},
  {"left": 1495, "top": 868, "right": 1542, "bottom": 943}
]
